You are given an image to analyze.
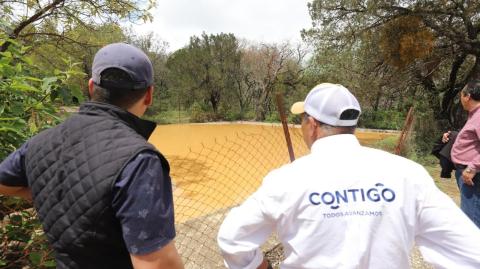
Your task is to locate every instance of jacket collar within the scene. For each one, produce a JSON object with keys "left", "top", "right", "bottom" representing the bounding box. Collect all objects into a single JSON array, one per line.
[{"left": 78, "top": 101, "right": 156, "bottom": 139}]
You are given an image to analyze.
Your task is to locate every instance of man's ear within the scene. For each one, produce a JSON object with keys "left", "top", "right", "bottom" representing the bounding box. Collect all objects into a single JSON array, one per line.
[
  {"left": 308, "top": 116, "right": 323, "bottom": 139},
  {"left": 144, "top": 86, "right": 154, "bottom": 106},
  {"left": 307, "top": 116, "right": 318, "bottom": 130},
  {"left": 88, "top": 79, "right": 95, "bottom": 99}
]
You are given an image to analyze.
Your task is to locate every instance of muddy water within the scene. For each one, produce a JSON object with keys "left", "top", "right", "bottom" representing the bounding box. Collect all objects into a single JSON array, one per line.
[{"left": 149, "top": 123, "right": 396, "bottom": 223}]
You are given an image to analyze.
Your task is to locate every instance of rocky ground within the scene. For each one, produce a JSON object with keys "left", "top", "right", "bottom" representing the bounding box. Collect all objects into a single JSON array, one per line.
[{"left": 264, "top": 240, "right": 433, "bottom": 269}]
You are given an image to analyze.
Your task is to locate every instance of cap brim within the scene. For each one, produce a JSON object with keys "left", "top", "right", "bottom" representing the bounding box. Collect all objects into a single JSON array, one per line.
[{"left": 290, "top": 101, "right": 305, "bottom": 114}]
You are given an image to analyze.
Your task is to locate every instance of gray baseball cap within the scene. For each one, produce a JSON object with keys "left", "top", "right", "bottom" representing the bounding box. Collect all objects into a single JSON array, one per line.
[{"left": 92, "top": 43, "right": 153, "bottom": 90}]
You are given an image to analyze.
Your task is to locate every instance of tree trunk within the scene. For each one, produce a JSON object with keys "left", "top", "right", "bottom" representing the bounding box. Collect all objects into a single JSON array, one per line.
[
  {"left": 255, "top": 106, "right": 266, "bottom": 121},
  {"left": 209, "top": 91, "right": 220, "bottom": 115},
  {"left": 468, "top": 56, "right": 480, "bottom": 81},
  {"left": 442, "top": 56, "right": 480, "bottom": 127},
  {"left": 254, "top": 87, "right": 272, "bottom": 121}
]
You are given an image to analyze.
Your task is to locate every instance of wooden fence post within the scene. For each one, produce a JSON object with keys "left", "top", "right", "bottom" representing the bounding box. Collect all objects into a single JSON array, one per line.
[
  {"left": 275, "top": 93, "right": 295, "bottom": 162},
  {"left": 395, "top": 106, "right": 415, "bottom": 155}
]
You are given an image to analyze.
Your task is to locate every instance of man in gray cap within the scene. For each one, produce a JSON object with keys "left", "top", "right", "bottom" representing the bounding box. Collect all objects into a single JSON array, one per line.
[
  {"left": 217, "top": 83, "right": 480, "bottom": 269},
  {"left": 0, "top": 43, "right": 184, "bottom": 269}
]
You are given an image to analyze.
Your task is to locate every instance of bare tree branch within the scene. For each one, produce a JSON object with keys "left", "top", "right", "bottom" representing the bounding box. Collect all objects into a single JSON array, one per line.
[{"left": 1, "top": 0, "right": 65, "bottom": 52}]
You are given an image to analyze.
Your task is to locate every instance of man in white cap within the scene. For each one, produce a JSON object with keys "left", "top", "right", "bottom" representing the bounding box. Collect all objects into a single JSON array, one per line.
[{"left": 217, "top": 83, "right": 480, "bottom": 269}]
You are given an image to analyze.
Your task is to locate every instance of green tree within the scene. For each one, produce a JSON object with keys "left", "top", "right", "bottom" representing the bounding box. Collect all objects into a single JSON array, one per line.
[
  {"left": 304, "top": 0, "right": 480, "bottom": 126},
  {"left": 0, "top": 1, "right": 153, "bottom": 103},
  {"left": 27, "top": 23, "right": 127, "bottom": 95},
  {"left": 126, "top": 30, "right": 170, "bottom": 115},
  {"left": 0, "top": 0, "right": 155, "bottom": 53},
  {"left": 167, "top": 33, "right": 242, "bottom": 119},
  {"left": 242, "top": 43, "right": 308, "bottom": 121}
]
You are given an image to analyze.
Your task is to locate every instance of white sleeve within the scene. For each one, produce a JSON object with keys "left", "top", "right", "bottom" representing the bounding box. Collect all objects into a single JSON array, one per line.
[
  {"left": 217, "top": 185, "right": 274, "bottom": 269},
  {"left": 415, "top": 173, "right": 480, "bottom": 268}
]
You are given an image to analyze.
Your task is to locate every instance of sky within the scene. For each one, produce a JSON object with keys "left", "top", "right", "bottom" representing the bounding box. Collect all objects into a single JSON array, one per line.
[{"left": 132, "top": 0, "right": 313, "bottom": 52}]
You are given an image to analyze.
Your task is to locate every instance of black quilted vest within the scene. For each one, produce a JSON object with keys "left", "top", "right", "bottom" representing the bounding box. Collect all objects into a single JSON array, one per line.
[{"left": 25, "top": 102, "right": 167, "bottom": 269}]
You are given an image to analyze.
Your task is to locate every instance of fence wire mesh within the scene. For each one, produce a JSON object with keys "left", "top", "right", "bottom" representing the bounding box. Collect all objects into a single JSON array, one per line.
[
  {"left": 156, "top": 123, "right": 309, "bottom": 268},
  {"left": 151, "top": 123, "right": 396, "bottom": 268}
]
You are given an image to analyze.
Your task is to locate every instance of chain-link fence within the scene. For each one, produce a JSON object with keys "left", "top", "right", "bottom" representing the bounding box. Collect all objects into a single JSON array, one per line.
[
  {"left": 164, "top": 124, "right": 307, "bottom": 268},
  {"left": 152, "top": 123, "right": 393, "bottom": 268},
  {"left": 0, "top": 123, "right": 392, "bottom": 268}
]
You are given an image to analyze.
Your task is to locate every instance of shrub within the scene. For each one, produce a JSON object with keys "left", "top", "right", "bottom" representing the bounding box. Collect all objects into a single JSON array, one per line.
[
  {"left": 0, "top": 34, "right": 82, "bottom": 268},
  {"left": 190, "top": 102, "right": 213, "bottom": 122},
  {"left": 358, "top": 109, "right": 406, "bottom": 130},
  {"left": 264, "top": 112, "right": 280, "bottom": 123},
  {"left": 145, "top": 110, "right": 191, "bottom": 124},
  {"left": 223, "top": 111, "right": 245, "bottom": 121},
  {"left": 0, "top": 40, "right": 83, "bottom": 159},
  {"left": 412, "top": 109, "right": 443, "bottom": 156}
]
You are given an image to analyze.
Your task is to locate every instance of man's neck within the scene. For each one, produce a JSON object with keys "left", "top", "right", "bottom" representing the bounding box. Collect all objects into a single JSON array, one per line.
[{"left": 127, "top": 103, "right": 146, "bottom": 117}]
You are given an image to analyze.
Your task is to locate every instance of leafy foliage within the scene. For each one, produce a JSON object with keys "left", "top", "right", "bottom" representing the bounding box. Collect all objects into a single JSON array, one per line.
[
  {"left": 29, "top": 23, "right": 128, "bottom": 91},
  {"left": 167, "top": 33, "right": 242, "bottom": 118},
  {"left": 379, "top": 16, "right": 435, "bottom": 68},
  {"left": 304, "top": 0, "right": 480, "bottom": 125},
  {"left": 0, "top": 31, "right": 82, "bottom": 268},
  {"left": 0, "top": 36, "right": 83, "bottom": 160},
  {"left": 0, "top": 204, "right": 56, "bottom": 268},
  {"left": 164, "top": 35, "right": 309, "bottom": 122},
  {"left": 1, "top": 0, "right": 155, "bottom": 51},
  {"left": 358, "top": 110, "right": 406, "bottom": 130}
]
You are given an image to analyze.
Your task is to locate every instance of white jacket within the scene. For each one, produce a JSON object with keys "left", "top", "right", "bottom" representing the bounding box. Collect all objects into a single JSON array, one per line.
[{"left": 217, "top": 134, "right": 480, "bottom": 269}]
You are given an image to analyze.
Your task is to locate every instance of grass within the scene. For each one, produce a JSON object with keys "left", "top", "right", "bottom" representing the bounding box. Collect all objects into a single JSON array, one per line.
[
  {"left": 422, "top": 158, "right": 460, "bottom": 204},
  {"left": 145, "top": 110, "right": 191, "bottom": 124},
  {"left": 371, "top": 136, "right": 460, "bottom": 204}
]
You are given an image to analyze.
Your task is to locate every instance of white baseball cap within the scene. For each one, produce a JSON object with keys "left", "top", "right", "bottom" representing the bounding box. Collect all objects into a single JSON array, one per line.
[{"left": 290, "top": 83, "right": 361, "bottom": 126}]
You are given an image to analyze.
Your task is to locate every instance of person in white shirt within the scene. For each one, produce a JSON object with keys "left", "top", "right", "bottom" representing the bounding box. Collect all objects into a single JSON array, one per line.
[{"left": 217, "top": 83, "right": 480, "bottom": 269}]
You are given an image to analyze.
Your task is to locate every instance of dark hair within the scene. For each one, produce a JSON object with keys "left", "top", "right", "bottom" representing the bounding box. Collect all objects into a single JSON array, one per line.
[
  {"left": 91, "top": 68, "right": 149, "bottom": 109},
  {"left": 304, "top": 113, "right": 356, "bottom": 135},
  {"left": 463, "top": 80, "right": 480, "bottom": 101}
]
